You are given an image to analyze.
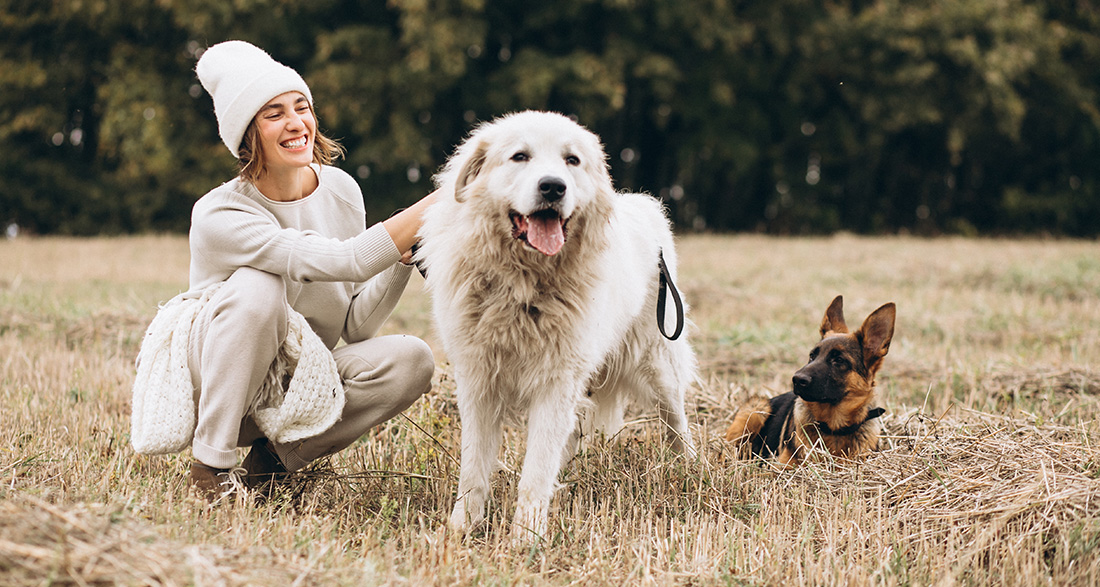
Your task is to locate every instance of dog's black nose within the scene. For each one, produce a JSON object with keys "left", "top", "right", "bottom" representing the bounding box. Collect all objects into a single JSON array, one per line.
[
  {"left": 793, "top": 372, "right": 811, "bottom": 390},
  {"left": 538, "top": 177, "right": 567, "bottom": 202}
]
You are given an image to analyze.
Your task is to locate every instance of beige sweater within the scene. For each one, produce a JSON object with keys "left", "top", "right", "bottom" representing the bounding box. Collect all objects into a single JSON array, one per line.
[
  {"left": 186, "top": 164, "right": 412, "bottom": 349},
  {"left": 131, "top": 165, "right": 412, "bottom": 455}
]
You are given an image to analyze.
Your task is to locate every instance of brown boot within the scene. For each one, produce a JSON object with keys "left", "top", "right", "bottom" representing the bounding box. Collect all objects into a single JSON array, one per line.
[
  {"left": 241, "top": 438, "right": 288, "bottom": 493},
  {"left": 189, "top": 461, "right": 240, "bottom": 502}
]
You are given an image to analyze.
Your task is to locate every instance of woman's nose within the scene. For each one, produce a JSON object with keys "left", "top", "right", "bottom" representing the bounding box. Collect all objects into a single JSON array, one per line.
[{"left": 282, "top": 109, "right": 307, "bottom": 131}]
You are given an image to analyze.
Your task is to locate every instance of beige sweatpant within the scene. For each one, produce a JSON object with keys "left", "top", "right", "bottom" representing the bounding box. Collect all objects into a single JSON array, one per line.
[{"left": 187, "top": 267, "right": 434, "bottom": 471}]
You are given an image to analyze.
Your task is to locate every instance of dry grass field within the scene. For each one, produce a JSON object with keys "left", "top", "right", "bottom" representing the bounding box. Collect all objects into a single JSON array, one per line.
[{"left": 1, "top": 234, "right": 1098, "bottom": 586}]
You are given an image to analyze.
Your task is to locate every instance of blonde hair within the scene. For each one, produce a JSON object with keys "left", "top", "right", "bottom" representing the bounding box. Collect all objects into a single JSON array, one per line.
[{"left": 237, "top": 104, "right": 345, "bottom": 184}]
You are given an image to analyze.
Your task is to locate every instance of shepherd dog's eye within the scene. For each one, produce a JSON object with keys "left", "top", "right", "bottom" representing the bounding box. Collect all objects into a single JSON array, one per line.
[
  {"left": 565, "top": 154, "right": 580, "bottom": 166},
  {"left": 511, "top": 152, "right": 529, "bottom": 162}
]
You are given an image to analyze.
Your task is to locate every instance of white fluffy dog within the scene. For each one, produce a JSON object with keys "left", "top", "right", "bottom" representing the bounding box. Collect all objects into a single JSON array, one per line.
[{"left": 417, "top": 111, "right": 697, "bottom": 542}]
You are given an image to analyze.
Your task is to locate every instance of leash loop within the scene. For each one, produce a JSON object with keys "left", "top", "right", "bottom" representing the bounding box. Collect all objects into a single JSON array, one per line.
[{"left": 656, "top": 249, "right": 685, "bottom": 340}]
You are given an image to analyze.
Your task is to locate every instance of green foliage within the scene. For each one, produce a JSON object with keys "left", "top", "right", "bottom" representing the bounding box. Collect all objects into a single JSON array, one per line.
[{"left": 3, "top": 0, "right": 1099, "bottom": 235}]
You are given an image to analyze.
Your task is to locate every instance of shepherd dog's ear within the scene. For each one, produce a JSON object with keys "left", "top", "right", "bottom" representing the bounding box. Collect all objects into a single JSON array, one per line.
[
  {"left": 819, "top": 295, "right": 848, "bottom": 338},
  {"left": 857, "top": 302, "right": 896, "bottom": 371},
  {"left": 453, "top": 138, "right": 487, "bottom": 203}
]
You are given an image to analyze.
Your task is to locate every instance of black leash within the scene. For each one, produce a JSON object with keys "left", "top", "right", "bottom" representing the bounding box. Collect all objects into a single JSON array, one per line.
[{"left": 656, "top": 249, "right": 685, "bottom": 340}]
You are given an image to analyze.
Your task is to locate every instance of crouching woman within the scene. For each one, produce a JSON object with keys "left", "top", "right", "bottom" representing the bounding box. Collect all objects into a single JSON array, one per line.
[{"left": 130, "top": 40, "right": 435, "bottom": 501}]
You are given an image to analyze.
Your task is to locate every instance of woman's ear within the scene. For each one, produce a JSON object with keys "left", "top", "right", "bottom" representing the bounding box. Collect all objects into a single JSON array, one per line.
[{"left": 454, "top": 139, "right": 487, "bottom": 203}]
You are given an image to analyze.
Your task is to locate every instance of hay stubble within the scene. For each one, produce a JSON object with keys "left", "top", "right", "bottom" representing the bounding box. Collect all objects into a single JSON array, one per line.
[{"left": 1, "top": 234, "right": 1098, "bottom": 585}]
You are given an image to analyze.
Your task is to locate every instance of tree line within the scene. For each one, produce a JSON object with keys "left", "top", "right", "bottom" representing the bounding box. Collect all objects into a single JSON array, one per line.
[{"left": 3, "top": 0, "right": 1100, "bottom": 236}]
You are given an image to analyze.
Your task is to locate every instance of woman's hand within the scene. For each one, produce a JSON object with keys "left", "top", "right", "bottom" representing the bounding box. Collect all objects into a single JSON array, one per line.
[{"left": 383, "top": 189, "right": 439, "bottom": 256}]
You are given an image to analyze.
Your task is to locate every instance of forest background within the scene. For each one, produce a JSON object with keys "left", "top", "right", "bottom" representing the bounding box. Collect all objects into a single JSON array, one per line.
[{"left": 4, "top": 0, "right": 1100, "bottom": 237}]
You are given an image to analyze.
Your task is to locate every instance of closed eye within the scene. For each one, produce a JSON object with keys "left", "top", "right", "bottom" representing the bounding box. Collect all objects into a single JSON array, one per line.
[{"left": 511, "top": 151, "right": 529, "bottom": 162}]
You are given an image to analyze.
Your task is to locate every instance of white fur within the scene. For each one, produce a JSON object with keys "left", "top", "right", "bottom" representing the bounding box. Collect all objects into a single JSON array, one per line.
[{"left": 417, "top": 111, "right": 697, "bottom": 542}]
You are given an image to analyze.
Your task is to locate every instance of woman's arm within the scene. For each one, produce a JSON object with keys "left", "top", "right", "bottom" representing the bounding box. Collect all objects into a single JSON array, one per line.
[
  {"left": 190, "top": 190, "right": 401, "bottom": 287},
  {"left": 343, "top": 264, "right": 413, "bottom": 343},
  {"left": 382, "top": 189, "right": 440, "bottom": 256}
]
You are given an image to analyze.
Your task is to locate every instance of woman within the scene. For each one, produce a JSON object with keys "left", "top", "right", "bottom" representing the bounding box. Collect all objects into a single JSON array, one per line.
[{"left": 132, "top": 40, "right": 436, "bottom": 500}]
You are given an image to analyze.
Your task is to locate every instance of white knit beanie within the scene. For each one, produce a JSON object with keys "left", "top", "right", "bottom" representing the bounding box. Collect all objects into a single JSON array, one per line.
[{"left": 196, "top": 40, "right": 313, "bottom": 157}]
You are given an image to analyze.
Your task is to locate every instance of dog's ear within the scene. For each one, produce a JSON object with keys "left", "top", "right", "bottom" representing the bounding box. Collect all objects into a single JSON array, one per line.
[
  {"left": 453, "top": 139, "right": 488, "bottom": 203},
  {"left": 856, "top": 302, "right": 896, "bottom": 370},
  {"left": 819, "top": 295, "right": 848, "bottom": 338}
]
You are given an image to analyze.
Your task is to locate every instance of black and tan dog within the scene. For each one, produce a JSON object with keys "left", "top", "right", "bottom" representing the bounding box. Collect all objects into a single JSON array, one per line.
[{"left": 725, "top": 295, "right": 895, "bottom": 466}]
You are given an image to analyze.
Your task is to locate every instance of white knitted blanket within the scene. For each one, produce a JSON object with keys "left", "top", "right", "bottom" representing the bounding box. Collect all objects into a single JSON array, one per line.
[{"left": 130, "top": 283, "right": 345, "bottom": 455}]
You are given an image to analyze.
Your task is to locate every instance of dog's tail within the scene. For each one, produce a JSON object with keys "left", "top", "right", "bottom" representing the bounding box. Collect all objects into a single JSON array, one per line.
[{"left": 724, "top": 396, "right": 772, "bottom": 442}]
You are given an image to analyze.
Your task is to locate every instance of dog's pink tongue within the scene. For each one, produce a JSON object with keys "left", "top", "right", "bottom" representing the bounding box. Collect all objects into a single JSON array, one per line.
[{"left": 526, "top": 215, "right": 565, "bottom": 256}]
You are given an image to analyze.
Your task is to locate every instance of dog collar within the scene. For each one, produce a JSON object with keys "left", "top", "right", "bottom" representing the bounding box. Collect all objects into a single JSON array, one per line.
[{"left": 815, "top": 407, "right": 885, "bottom": 436}]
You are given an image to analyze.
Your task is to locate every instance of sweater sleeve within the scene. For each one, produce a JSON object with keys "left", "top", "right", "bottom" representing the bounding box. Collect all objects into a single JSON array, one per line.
[
  {"left": 343, "top": 262, "right": 414, "bottom": 342},
  {"left": 189, "top": 189, "right": 401, "bottom": 286}
]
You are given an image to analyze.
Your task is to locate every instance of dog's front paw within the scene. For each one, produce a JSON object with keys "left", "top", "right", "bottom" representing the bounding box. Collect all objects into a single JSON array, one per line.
[
  {"left": 449, "top": 495, "right": 485, "bottom": 532},
  {"left": 508, "top": 524, "right": 544, "bottom": 549},
  {"left": 509, "top": 499, "right": 548, "bottom": 546},
  {"left": 671, "top": 433, "right": 698, "bottom": 459}
]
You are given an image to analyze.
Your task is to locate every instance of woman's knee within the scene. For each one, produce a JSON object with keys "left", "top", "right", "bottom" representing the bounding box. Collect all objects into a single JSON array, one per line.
[
  {"left": 397, "top": 335, "right": 435, "bottom": 392},
  {"left": 337, "top": 335, "right": 434, "bottom": 396},
  {"left": 219, "top": 268, "right": 289, "bottom": 335}
]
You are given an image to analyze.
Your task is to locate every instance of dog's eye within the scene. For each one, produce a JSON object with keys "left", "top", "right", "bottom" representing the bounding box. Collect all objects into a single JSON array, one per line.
[
  {"left": 564, "top": 154, "right": 580, "bottom": 166},
  {"left": 830, "top": 355, "right": 849, "bottom": 369},
  {"left": 808, "top": 349, "right": 818, "bottom": 362},
  {"left": 511, "top": 152, "right": 529, "bottom": 162}
]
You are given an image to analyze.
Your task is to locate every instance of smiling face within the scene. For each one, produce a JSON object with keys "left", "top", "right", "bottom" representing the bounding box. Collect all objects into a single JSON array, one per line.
[
  {"left": 253, "top": 91, "right": 315, "bottom": 172},
  {"left": 447, "top": 112, "right": 612, "bottom": 256}
]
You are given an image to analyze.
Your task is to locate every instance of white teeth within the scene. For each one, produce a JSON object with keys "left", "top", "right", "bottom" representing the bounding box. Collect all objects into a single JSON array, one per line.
[{"left": 281, "top": 137, "right": 307, "bottom": 149}]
